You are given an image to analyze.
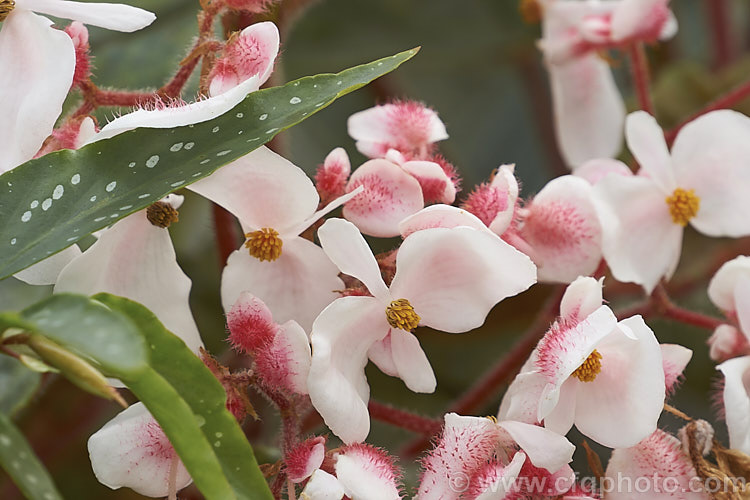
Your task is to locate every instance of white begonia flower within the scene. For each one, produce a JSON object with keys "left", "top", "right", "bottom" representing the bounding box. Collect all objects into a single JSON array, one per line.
[{"left": 717, "top": 356, "right": 750, "bottom": 456}]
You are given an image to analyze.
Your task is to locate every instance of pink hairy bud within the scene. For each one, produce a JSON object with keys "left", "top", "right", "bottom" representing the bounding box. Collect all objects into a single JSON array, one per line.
[
  {"left": 286, "top": 436, "right": 326, "bottom": 483},
  {"left": 226, "top": 292, "right": 278, "bottom": 354},
  {"left": 64, "top": 22, "right": 91, "bottom": 87}
]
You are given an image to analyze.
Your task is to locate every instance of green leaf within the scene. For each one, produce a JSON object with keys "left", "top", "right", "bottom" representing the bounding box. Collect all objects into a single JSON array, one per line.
[
  {"left": 0, "top": 48, "right": 418, "bottom": 279},
  {"left": 0, "top": 413, "right": 63, "bottom": 500},
  {"left": 0, "top": 356, "right": 40, "bottom": 416},
  {"left": 2, "top": 293, "right": 273, "bottom": 499}
]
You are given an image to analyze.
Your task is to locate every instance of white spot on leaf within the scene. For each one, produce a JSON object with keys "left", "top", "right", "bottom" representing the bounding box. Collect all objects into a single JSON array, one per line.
[
  {"left": 52, "top": 185, "right": 64, "bottom": 200},
  {"left": 259, "top": 114, "right": 268, "bottom": 121},
  {"left": 21, "top": 211, "right": 32, "bottom": 222},
  {"left": 184, "top": 142, "right": 195, "bottom": 150},
  {"left": 170, "top": 142, "right": 184, "bottom": 152},
  {"left": 71, "top": 174, "right": 81, "bottom": 185},
  {"left": 42, "top": 199, "right": 52, "bottom": 211},
  {"left": 106, "top": 181, "right": 117, "bottom": 192},
  {"left": 146, "top": 155, "right": 160, "bottom": 168},
  {"left": 290, "top": 97, "right": 301, "bottom": 104}
]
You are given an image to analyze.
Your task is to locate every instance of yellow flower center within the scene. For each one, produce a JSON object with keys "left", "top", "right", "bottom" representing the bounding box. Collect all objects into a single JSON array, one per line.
[
  {"left": 572, "top": 349, "right": 602, "bottom": 383},
  {"left": 245, "top": 228, "right": 283, "bottom": 262},
  {"left": 665, "top": 188, "right": 700, "bottom": 227},
  {"left": 385, "top": 298, "right": 420, "bottom": 332},
  {"left": 146, "top": 202, "right": 179, "bottom": 228},
  {"left": 0, "top": 0, "right": 15, "bottom": 22}
]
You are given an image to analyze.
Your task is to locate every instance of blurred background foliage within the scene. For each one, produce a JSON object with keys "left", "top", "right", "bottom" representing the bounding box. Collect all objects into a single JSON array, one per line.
[{"left": 3, "top": 0, "right": 750, "bottom": 497}]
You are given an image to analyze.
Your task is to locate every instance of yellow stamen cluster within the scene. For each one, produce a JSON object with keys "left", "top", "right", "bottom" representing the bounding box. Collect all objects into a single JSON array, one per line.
[
  {"left": 245, "top": 228, "right": 283, "bottom": 262},
  {"left": 385, "top": 298, "right": 420, "bottom": 332},
  {"left": 572, "top": 349, "right": 602, "bottom": 383},
  {"left": 666, "top": 188, "right": 700, "bottom": 227},
  {"left": 146, "top": 202, "right": 179, "bottom": 228},
  {"left": 0, "top": 0, "right": 15, "bottom": 22}
]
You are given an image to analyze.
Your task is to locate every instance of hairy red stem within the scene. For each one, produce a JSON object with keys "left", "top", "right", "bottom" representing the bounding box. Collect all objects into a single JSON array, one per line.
[
  {"left": 705, "top": 0, "right": 732, "bottom": 69},
  {"left": 628, "top": 43, "right": 654, "bottom": 115},
  {"left": 367, "top": 400, "right": 442, "bottom": 436},
  {"left": 652, "top": 285, "right": 724, "bottom": 332}
]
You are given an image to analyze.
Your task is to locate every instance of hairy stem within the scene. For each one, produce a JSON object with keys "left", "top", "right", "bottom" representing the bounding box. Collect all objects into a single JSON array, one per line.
[
  {"left": 367, "top": 400, "right": 442, "bottom": 436},
  {"left": 628, "top": 42, "right": 654, "bottom": 115}
]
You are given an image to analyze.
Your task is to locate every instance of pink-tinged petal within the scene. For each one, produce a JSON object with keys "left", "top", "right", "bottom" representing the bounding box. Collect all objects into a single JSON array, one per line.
[
  {"left": 610, "top": 0, "right": 674, "bottom": 43},
  {"left": 301, "top": 469, "right": 344, "bottom": 500},
  {"left": 548, "top": 54, "right": 625, "bottom": 168},
  {"left": 671, "top": 110, "right": 750, "bottom": 237},
  {"left": 401, "top": 160, "right": 456, "bottom": 204},
  {"left": 335, "top": 444, "right": 401, "bottom": 500},
  {"left": 520, "top": 175, "right": 602, "bottom": 283},
  {"left": 287, "top": 436, "right": 326, "bottom": 483},
  {"left": 497, "top": 420, "right": 574, "bottom": 473},
  {"left": 708, "top": 324, "right": 749, "bottom": 363},
  {"left": 461, "top": 164, "right": 519, "bottom": 235},
  {"left": 543, "top": 377, "right": 578, "bottom": 435},
  {"left": 736, "top": 278, "right": 750, "bottom": 339},
  {"left": 367, "top": 333, "right": 399, "bottom": 377},
  {"left": 399, "top": 204, "right": 490, "bottom": 238},
  {"left": 560, "top": 276, "right": 604, "bottom": 323},
  {"left": 315, "top": 147, "right": 352, "bottom": 203},
  {"left": 55, "top": 211, "right": 203, "bottom": 354},
  {"left": 707, "top": 255, "right": 750, "bottom": 313},
  {"left": 308, "top": 296, "right": 389, "bottom": 444},
  {"left": 189, "top": 146, "right": 318, "bottom": 234},
  {"left": 87, "top": 402, "right": 191, "bottom": 497},
  {"left": 472, "top": 452, "right": 526, "bottom": 500},
  {"left": 208, "top": 22, "right": 278, "bottom": 96},
  {"left": 289, "top": 186, "right": 364, "bottom": 239},
  {"left": 256, "top": 319, "right": 311, "bottom": 394},
  {"left": 574, "top": 317, "right": 665, "bottom": 448},
  {"left": 717, "top": 356, "right": 750, "bottom": 455},
  {"left": 17, "top": 0, "right": 155, "bottom": 31},
  {"left": 661, "top": 343, "right": 692, "bottom": 395},
  {"left": 89, "top": 73, "right": 260, "bottom": 143},
  {"left": 536, "top": 306, "right": 618, "bottom": 412},
  {"left": 625, "top": 111, "right": 675, "bottom": 192},
  {"left": 594, "top": 174, "right": 683, "bottom": 293},
  {"left": 390, "top": 328, "right": 436, "bottom": 393},
  {"left": 0, "top": 10, "right": 74, "bottom": 173},
  {"left": 343, "top": 159, "right": 424, "bottom": 238},
  {"left": 418, "top": 413, "right": 500, "bottom": 500},
  {"left": 605, "top": 429, "right": 708, "bottom": 500},
  {"left": 390, "top": 227, "right": 536, "bottom": 333},
  {"left": 498, "top": 370, "right": 547, "bottom": 425},
  {"left": 13, "top": 245, "right": 81, "bottom": 286},
  {"left": 574, "top": 158, "right": 633, "bottom": 185},
  {"left": 221, "top": 236, "right": 343, "bottom": 332},
  {"left": 317, "top": 218, "right": 390, "bottom": 301},
  {"left": 226, "top": 291, "right": 277, "bottom": 354},
  {"left": 347, "top": 102, "right": 448, "bottom": 158}
]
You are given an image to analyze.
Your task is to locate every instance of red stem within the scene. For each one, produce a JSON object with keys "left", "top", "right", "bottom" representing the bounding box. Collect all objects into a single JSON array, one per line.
[
  {"left": 652, "top": 285, "right": 724, "bottom": 332},
  {"left": 367, "top": 401, "right": 442, "bottom": 436},
  {"left": 705, "top": 0, "right": 732, "bottom": 69},
  {"left": 212, "top": 204, "right": 241, "bottom": 266},
  {"left": 628, "top": 43, "right": 654, "bottom": 115}
]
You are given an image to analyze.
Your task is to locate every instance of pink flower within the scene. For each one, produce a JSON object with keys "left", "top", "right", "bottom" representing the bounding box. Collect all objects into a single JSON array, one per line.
[
  {"left": 418, "top": 413, "right": 575, "bottom": 500},
  {"left": 88, "top": 402, "right": 191, "bottom": 498},
  {"left": 286, "top": 436, "right": 326, "bottom": 483},
  {"left": 347, "top": 100, "right": 448, "bottom": 159},
  {"left": 315, "top": 147, "right": 352, "bottom": 204},
  {"left": 594, "top": 111, "right": 750, "bottom": 293},
  {"left": 307, "top": 218, "right": 536, "bottom": 443},
  {"left": 460, "top": 164, "right": 519, "bottom": 236}
]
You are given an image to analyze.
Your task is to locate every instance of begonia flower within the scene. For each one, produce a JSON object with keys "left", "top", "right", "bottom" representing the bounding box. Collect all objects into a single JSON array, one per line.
[
  {"left": 460, "top": 164, "right": 519, "bottom": 236},
  {"left": 347, "top": 100, "right": 448, "bottom": 159},
  {"left": 226, "top": 291, "right": 311, "bottom": 394},
  {"left": 315, "top": 147, "right": 351, "bottom": 204},
  {"left": 594, "top": 111, "right": 750, "bottom": 293},
  {"left": 604, "top": 429, "right": 709, "bottom": 500},
  {"left": 499, "top": 276, "right": 671, "bottom": 448},
  {"left": 708, "top": 255, "right": 750, "bottom": 342},
  {"left": 88, "top": 402, "right": 191, "bottom": 498},
  {"left": 307, "top": 218, "right": 536, "bottom": 443},
  {"left": 189, "top": 146, "right": 361, "bottom": 331},
  {"left": 0, "top": 0, "right": 155, "bottom": 173},
  {"left": 418, "top": 413, "right": 576, "bottom": 500},
  {"left": 539, "top": 0, "right": 676, "bottom": 168},
  {"left": 55, "top": 194, "right": 203, "bottom": 354},
  {"left": 286, "top": 436, "right": 326, "bottom": 483},
  {"left": 717, "top": 356, "right": 750, "bottom": 456}
]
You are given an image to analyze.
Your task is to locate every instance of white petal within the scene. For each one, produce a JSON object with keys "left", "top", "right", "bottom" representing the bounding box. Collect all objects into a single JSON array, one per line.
[
  {"left": 317, "top": 218, "right": 390, "bottom": 302},
  {"left": 573, "top": 317, "right": 665, "bottom": 448},
  {"left": 334, "top": 445, "right": 401, "bottom": 500},
  {"left": 707, "top": 255, "right": 750, "bottom": 313},
  {"left": 671, "top": 110, "right": 750, "bottom": 237},
  {"left": 574, "top": 158, "right": 633, "bottom": 185},
  {"left": 308, "top": 296, "right": 389, "bottom": 444},
  {"left": 559, "top": 276, "right": 604, "bottom": 322},
  {"left": 367, "top": 334, "right": 399, "bottom": 377},
  {"left": 401, "top": 160, "right": 456, "bottom": 204},
  {"left": 498, "top": 369, "right": 547, "bottom": 425},
  {"left": 547, "top": 54, "right": 625, "bottom": 168},
  {"left": 610, "top": 0, "right": 675, "bottom": 42},
  {"left": 717, "top": 356, "right": 750, "bottom": 455},
  {"left": 474, "top": 452, "right": 526, "bottom": 500},
  {"left": 87, "top": 402, "right": 191, "bottom": 497},
  {"left": 221, "top": 236, "right": 343, "bottom": 332},
  {"left": 625, "top": 111, "right": 675, "bottom": 192},
  {"left": 55, "top": 211, "right": 203, "bottom": 354},
  {"left": 301, "top": 470, "right": 344, "bottom": 500},
  {"left": 390, "top": 227, "right": 536, "bottom": 333},
  {"left": 17, "top": 0, "right": 155, "bottom": 31},
  {"left": 498, "top": 420, "right": 574, "bottom": 472},
  {"left": 594, "top": 174, "right": 683, "bottom": 293},
  {"left": 13, "top": 245, "right": 81, "bottom": 286},
  {"left": 399, "top": 204, "right": 490, "bottom": 238},
  {"left": 543, "top": 378, "right": 578, "bottom": 435},
  {"left": 0, "top": 10, "right": 74, "bottom": 173},
  {"left": 488, "top": 164, "right": 520, "bottom": 234},
  {"left": 390, "top": 328, "right": 436, "bottom": 393},
  {"left": 661, "top": 343, "right": 692, "bottom": 394},
  {"left": 343, "top": 159, "right": 424, "bottom": 238},
  {"left": 274, "top": 320, "right": 312, "bottom": 395},
  {"left": 188, "top": 146, "right": 318, "bottom": 234}
]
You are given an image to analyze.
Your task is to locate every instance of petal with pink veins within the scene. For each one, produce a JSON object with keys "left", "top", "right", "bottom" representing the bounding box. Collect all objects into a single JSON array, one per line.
[
  {"left": 221, "top": 236, "right": 343, "bottom": 332},
  {"left": 399, "top": 204, "right": 490, "bottom": 238},
  {"left": 16, "top": 0, "right": 155, "bottom": 31},
  {"left": 390, "top": 328, "right": 436, "bottom": 393},
  {"left": 343, "top": 159, "right": 424, "bottom": 238},
  {"left": 260, "top": 319, "right": 311, "bottom": 394},
  {"left": 390, "top": 227, "right": 536, "bottom": 333},
  {"left": 308, "top": 296, "right": 389, "bottom": 444},
  {"left": 0, "top": 10, "right": 74, "bottom": 173},
  {"left": 717, "top": 356, "right": 750, "bottom": 455},
  {"left": 334, "top": 444, "right": 402, "bottom": 500},
  {"left": 671, "top": 110, "right": 750, "bottom": 237},
  {"left": 473, "top": 451, "right": 526, "bottom": 500},
  {"left": 401, "top": 160, "right": 456, "bottom": 204},
  {"left": 87, "top": 402, "right": 191, "bottom": 498}
]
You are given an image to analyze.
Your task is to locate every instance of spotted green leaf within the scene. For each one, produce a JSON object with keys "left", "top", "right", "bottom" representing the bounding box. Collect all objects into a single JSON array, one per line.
[
  {"left": 0, "top": 413, "right": 63, "bottom": 500},
  {"left": 0, "top": 356, "right": 40, "bottom": 417},
  {"left": 0, "top": 48, "right": 418, "bottom": 279}
]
